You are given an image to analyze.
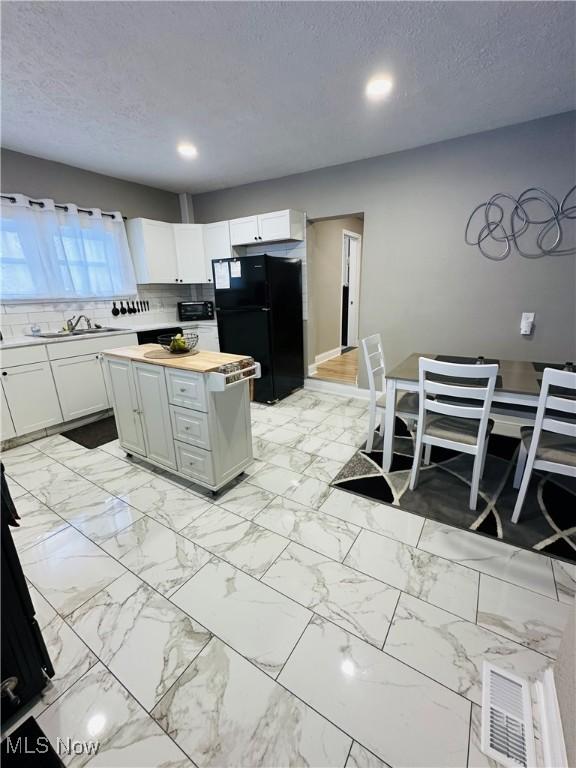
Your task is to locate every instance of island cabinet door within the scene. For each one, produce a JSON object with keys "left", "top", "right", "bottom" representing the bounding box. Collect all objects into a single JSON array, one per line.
[
  {"left": 132, "top": 362, "right": 177, "bottom": 470},
  {"left": 105, "top": 358, "right": 146, "bottom": 456}
]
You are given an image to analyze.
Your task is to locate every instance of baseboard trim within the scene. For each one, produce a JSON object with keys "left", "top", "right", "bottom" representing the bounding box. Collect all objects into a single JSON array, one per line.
[
  {"left": 307, "top": 363, "right": 318, "bottom": 376},
  {"left": 315, "top": 347, "right": 342, "bottom": 365},
  {"left": 536, "top": 668, "right": 568, "bottom": 768},
  {"left": 304, "top": 377, "right": 370, "bottom": 401}
]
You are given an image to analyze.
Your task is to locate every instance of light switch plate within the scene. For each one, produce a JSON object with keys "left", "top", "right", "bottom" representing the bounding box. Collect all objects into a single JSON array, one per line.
[{"left": 521, "top": 312, "right": 535, "bottom": 335}]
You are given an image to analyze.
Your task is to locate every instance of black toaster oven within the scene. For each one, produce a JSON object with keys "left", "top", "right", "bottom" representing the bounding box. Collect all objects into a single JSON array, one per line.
[{"left": 177, "top": 301, "right": 214, "bottom": 321}]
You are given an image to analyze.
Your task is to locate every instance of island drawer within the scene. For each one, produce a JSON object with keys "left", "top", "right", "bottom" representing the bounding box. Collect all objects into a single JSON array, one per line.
[
  {"left": 175, "top": 440, "right": 214, "bottom": 485},
  {"left": 170, "top": 405, "right": 210, "bottom": 450},
  {"left": 166, "top": 369, "right": 207, "bottom": 412}
]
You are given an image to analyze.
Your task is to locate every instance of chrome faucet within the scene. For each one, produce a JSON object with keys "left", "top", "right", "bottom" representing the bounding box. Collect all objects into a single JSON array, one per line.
[{"left": 66, "top": 314, "right": 92, "bottom": 332}]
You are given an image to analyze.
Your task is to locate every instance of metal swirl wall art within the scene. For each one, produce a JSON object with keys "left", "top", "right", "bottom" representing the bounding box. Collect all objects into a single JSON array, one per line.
[{"left": 465, "top": 185, "right": 576, "bottom": 260}]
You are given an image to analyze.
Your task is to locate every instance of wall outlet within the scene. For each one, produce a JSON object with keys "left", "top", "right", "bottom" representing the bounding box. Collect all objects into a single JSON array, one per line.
[{"left": 520, "top": 312, "right": 535, "bottom": 336}]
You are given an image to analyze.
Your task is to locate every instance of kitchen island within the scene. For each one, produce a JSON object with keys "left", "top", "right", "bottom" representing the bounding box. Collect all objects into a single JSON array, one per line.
[{"left": 102, "top": 344, "right": 259, "bottom": 493}]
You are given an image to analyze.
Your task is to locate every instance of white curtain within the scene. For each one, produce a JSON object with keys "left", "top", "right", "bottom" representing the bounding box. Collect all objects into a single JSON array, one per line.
[{"left": 0, "top": 194, "right": 137, "bottom": 301}]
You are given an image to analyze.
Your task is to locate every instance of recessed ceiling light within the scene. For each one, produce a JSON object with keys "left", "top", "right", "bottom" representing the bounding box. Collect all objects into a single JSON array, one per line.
[
  {"left": 365, "top": 76, "right": 394, "bottom": 101},
  {"left": 177, "top": 142, "right": 198, "bottom": 159}
]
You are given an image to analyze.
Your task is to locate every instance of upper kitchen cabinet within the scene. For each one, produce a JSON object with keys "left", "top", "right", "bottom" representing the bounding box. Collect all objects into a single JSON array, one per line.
[
  {"left": 173, "top": 224, "right": 207, "bottom": 283},
  {"left": 229, "top": 215, "right": 260, "bottom": 245},
  {"left": 127, "top": 218, "right": 178, "bottom": 283},
  {"left": 203, "top": 221, "right": 232, "bottom": 283},
  {"left": 229, "top": 210, "right": 305, "bottom": 246},
  {"left": 126, "top": 219, "right": 206, "bottom": 284}
]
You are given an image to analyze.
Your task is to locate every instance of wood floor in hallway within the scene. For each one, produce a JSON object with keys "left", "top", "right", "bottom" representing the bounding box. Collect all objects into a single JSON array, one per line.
[{"left": 311, "top": 348, "right": 358, "bottom": 385}]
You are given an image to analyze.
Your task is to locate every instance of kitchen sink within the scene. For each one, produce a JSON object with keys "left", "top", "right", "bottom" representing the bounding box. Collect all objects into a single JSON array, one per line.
[{"left": 27, "top": 327, "right": 125, "bottom": 338}]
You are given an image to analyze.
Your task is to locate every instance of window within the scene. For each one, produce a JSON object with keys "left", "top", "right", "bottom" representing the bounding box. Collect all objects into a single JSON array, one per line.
[{"left": 0, "top": 195, "right": 137, "bottom": 301}]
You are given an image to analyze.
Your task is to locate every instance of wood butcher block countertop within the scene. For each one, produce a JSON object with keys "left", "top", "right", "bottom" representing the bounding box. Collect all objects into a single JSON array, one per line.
[{"left": 102, "top": 344, "right": 253, "bottom": 373}]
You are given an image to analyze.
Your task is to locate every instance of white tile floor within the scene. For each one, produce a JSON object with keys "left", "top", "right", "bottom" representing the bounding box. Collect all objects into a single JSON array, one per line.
[{"left": 2, "top": 388, "right": 573, "bottom": 768}]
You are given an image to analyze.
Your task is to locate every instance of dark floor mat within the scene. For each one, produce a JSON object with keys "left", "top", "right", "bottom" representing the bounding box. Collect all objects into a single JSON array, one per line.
[
  {"left": 1, "top": 717, "right": 64, "bottom": 766},
  {"left": 333, "top": 428, "right": 576, "bottom": 565},
  {"left": 62, "top": 416, "right": 117, "bottom": 449}
]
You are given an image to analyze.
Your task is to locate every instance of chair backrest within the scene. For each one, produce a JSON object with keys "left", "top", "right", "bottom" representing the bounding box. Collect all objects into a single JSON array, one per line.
[
  {"left": 417, "top": 357, "right": 499, "bottom": 441},
  {"left": 361, "top": 334, "right": 385, "bottom": 399},
  {"left": 531, "top": 367, "right": 576, "bottom": 447}
]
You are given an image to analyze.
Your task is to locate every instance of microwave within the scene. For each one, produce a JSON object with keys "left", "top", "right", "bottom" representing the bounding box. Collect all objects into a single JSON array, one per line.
[{"left": 177, "top": 301, "right": 214, "bottom": 321}]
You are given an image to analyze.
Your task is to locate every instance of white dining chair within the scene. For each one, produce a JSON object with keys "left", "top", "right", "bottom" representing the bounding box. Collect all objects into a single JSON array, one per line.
[
  {"left": 511, "top": 367, "right": 576, "bottom": 523},
  {"left": 361, "top": 334, "right": 421, "bottom": 453},
  {"left": 409, "top": 357, "right": 498, "bottom": 510}
]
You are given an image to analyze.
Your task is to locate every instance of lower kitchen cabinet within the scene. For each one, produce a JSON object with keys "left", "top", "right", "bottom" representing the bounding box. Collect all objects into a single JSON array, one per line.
[
  {"left": 105, "top": 357, "right": 146, "bottom": 456},
  {"left": 1, "top": 385, "right": 16, "bottom": 441},
  {"left": 51, "top": 354, "right": 109, "bottom": 421},
  {"left": 1, "top": 361, "right": 63, "bottom": 435},
  {"left": 133, "top": 362, "right": 177, "bottom": 469}
]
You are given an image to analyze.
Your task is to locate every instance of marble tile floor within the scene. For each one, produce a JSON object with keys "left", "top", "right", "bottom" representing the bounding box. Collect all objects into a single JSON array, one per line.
[{"left": 1, "top": 391, "right": 573, "bottom": 768}]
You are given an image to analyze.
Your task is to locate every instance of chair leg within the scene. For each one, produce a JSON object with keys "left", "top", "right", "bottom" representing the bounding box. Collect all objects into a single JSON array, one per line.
[
  {"left": 366, "top": 403, "right": 377, "bottom": 453},
  {"left": 513, "top": 441, "right": 527, "bottom": 489},
  {"left": 479, "top": 439, "right": 489, "bottom": 479},
  {"left": 410, "top": 431, "right": 424, "bottom": 491},
  {"left": 469, "top": 446, "right": 485, "bottom": 511},
  {"left": 511, "top": 453, "right": 535, "bottom": 524},
  {"left": 423, "top": 443, "right": 432, "bottom": 465}
]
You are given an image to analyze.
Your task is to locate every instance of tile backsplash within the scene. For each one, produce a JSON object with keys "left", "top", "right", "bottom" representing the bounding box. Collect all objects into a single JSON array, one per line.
[{"left": 0, "top": 284, "right": 215, "bottom": 337}]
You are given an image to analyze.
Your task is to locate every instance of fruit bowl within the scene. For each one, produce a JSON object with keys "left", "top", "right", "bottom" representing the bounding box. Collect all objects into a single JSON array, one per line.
[{"left": 157, "top": 331, "right": 199, "bottom": 354}]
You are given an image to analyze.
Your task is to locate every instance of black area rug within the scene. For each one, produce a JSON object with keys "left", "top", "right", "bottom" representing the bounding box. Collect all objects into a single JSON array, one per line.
[
  {"left": 61, "top": 416, "right": 117, "bottom": 449},
  {"left": 332, "top": 417, "right": 576, "bottom": 564},
  {"left": 1, "top": 717, "right": 64, "bottom": 766}
]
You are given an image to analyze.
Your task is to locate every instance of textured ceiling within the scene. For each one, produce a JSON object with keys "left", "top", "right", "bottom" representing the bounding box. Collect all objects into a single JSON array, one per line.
[{"left": 2, "top": 1, "right": 575, "bottom": 193}]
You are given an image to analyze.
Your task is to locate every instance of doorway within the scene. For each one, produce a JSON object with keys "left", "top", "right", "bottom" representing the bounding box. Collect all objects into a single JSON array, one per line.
[
  {"left": 306, "top": 214, "right": 364, "bottom": 387},
  {"left": 341, "top": 230, "right": 362, "bottom": 349}
]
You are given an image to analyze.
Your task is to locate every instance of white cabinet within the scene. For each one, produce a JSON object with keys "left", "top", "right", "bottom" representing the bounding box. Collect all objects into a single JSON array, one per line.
[
  {"left": 174, "top": 224, "right": 207, "bottom": 284},
  {"left": 229, "top": 210, "right": 305, "bottom": 245},
  {"left": 229, "top": 215, "right": 260, "bottom": 246},
  {"left": 203, "top": 221, "right": 231, "bottom": 283},
  {"left": 258, "top": 210, "right": 305, "bottom": 242},
  {"left": 127, "top": 219, "right": 207, "bottom": 284},
  {"left": 51, "top": 354, "right": 109, "bottom": 421},
  {"left": 126, "top": 218, "right": 178, "bottom": 284},
  {"left": 105, "top": 357, "right": 146, "bottom": 456},
  {"left": 187, "top": 324, "right": 219, "bottom": 352},
  {"left": 1, "top": 362, "right": 63, "bottom": 435},
  {"left": 133, "top": 363, "right": 176, "bottom": 469},
  {"left": 1, "top": 385, "right": 16, "bottom": 440}
]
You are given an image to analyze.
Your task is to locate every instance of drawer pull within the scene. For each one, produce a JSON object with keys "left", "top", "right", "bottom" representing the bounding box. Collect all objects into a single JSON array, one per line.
[
  {"left": 179, "top": 387, "right": 186, "bottom": 393},
  {"left": 184, "top": 426, "right": 190, "bottom": 431},
  {"left": 189, "top": 460, "right": 195, "bottom": 466}
]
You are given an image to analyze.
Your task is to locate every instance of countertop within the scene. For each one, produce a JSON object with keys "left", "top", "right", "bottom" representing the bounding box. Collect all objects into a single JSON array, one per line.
[
  {"left": 0, "top": 320, "right": 217, "bottom": 350},
  {"left": 103, "top": 344, "right": 251, "bottom": 373}
]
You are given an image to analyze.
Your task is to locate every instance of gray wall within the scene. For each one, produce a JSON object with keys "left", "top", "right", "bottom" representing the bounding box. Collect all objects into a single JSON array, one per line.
[
  {"left": 194, "top": 112, "right": 576, "bottom": 375},
  {"left": 1, "top": 149, "right": 181, "bottom": 222}
]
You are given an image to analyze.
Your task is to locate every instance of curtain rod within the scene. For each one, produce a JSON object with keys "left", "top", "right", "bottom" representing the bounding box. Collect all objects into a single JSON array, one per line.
[{"left": 0, "top": 194, "right": 126, "bottom": 220}]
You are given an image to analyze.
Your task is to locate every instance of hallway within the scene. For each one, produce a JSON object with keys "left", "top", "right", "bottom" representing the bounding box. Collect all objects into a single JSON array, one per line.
[{"left": 311, "top": 348, "right": 358, "bottom": 385}]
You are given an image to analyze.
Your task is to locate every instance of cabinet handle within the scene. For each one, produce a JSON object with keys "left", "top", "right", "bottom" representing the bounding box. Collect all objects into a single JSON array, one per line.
[
  {"left": 1, "top": 372, "right": 6, "bottom": 376},
  {"left": 179, "top": 387, "right": 186, "bottom": 393},
  {"left": 184, "top": 426, "right": 190, "bottom": 431}
]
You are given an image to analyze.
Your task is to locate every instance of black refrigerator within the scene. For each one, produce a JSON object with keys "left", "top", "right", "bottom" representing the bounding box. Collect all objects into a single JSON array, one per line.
[{"left": 213, "top": 254, "right": 304, "bottom": 403}]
